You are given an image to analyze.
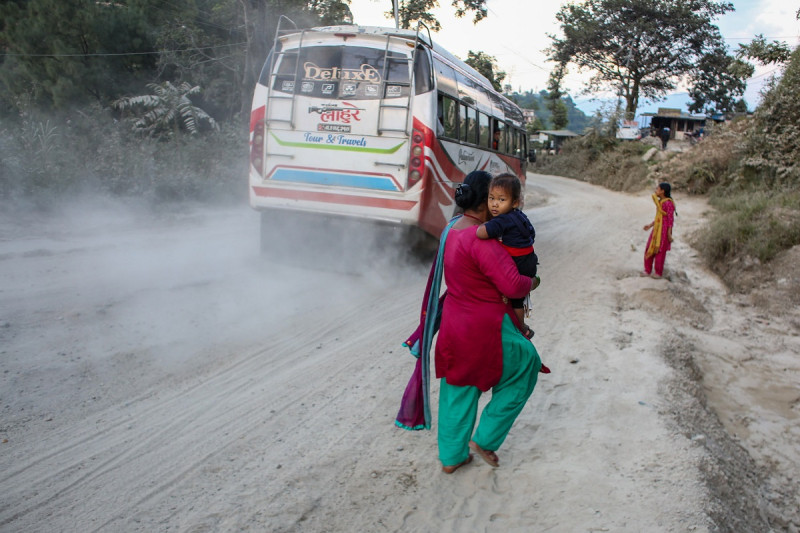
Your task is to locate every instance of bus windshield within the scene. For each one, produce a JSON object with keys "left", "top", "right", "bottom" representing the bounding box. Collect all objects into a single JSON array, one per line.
[{"left": 266, "top": 45, "right": 411, "bottom": 100}]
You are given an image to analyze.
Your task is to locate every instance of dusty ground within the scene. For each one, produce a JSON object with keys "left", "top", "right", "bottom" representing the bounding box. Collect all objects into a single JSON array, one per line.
[{"left": 0, "top": 174, "right": 797, "bottom": 532}]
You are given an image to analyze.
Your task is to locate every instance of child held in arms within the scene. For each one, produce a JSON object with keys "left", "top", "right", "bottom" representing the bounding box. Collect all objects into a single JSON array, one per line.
[{"left": 476, "top": 173, "right": 540, "bottom": 338}]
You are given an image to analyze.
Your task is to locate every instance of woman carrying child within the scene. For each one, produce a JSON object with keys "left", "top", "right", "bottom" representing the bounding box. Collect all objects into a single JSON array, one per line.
[{"left": 395, "top": 170, "right": 549, "bottom": 474}]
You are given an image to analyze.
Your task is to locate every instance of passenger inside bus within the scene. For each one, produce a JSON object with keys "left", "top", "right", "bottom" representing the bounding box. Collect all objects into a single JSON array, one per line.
[{"left": 493, "top": 121, "right": 506, "bottom": 152}]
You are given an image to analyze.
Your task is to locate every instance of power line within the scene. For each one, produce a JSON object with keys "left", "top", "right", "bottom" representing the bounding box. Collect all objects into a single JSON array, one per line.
[
  {"left": 498, "top": 45, "right": 549, "bottom": 73},
  {"left": 723, "top": 36, "right": 798, "bottom": 40},
  {"left": 0, "top": 42, "right": 248, "bottom": 58},
  {"left": 748, "top": 66, "right": 783, "bottom": 81}
]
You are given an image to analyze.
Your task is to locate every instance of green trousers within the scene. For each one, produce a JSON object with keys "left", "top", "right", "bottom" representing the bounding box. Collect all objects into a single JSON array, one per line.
[{"left": 438, "top": 314, "right": 541, "bottom": 466}]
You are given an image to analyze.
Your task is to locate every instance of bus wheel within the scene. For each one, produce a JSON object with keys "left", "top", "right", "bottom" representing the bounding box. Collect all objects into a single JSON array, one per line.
[
  {"left": 403, "top": 226, "right": 438, "bottom": 259},
  {"left": 259, "top": 210, "right": 286, "bottom": 255}
]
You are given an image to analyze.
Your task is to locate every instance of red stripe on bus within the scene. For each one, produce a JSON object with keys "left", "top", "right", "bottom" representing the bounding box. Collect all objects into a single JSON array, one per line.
[
  {"left": 414, "top": 117, "right": 462, "bottom": 180},
  {"left": 252, "top": 186, "right": 417, "bottom": 210}
]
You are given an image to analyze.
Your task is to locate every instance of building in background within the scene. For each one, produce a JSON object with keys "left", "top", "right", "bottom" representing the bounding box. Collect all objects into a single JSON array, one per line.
[{"left": 639, "top": 108, "right": 706, "bottom": 140}]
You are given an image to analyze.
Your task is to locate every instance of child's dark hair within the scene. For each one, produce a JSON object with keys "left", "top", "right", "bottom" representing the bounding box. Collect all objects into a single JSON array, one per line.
[
  {"left": 490, "top": 173, "right": 522, "bottom": 203},
  {"left": 455, "top": 170, "right": 492, "bottom": 211},
  {"left": 658, "top": 181, "right": 677, "bottom": 216}
]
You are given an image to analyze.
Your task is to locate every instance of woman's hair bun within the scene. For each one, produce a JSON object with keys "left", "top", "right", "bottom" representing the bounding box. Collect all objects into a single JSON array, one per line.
[
  {"left": 454, "top": 183, "right": 475, "bottom": 208},
  {"left": 455, "top": 170, "right": 492, "bottom": 210}
]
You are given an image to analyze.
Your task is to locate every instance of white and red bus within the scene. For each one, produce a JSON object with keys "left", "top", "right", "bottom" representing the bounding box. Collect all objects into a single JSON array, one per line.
[{"left": 249, "top": 21, "right": 529, "bottom": 245}]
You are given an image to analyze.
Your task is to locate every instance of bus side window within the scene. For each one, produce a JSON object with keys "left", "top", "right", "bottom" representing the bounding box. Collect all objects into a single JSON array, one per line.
[
  {"left": 459, "top": 103, "right": 469, "bottom": 143},
  {"left": 510, "top": 128, "right": 518, "bottom": 156},
  {"left": 467, "top": 107, "right": 478, "bottom": 145},
  {"left": 478, "top": 112, "right": 490, "bottom": 148},
  {"left": 522, "top": 131, "right": 528, "bottom": 159},
  {"left": 441, "top": 95, "right": 458, "bottom": 139},
  {"left": 414, "top": 47, "right": 433, "bottom": 94},
  {"left": 494, "top": 121, "right": 506, "bottom": 152}
]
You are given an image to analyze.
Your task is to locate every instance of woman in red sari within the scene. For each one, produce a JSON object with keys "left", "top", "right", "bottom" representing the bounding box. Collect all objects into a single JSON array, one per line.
[
  {"left": 642, "top": 182, "right": 676, "bottom": 279},
  {"left": 435, "top": 170, "right": 543, "bottom": 473}
]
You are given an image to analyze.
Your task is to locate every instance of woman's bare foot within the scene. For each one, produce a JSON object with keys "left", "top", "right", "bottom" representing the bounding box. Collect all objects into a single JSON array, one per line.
[
  {"left": 522, "top": 324, "right": 534, "bottom": 339},
  {"left": 469, "top": 440, "right": 499, "bottom": 467},
  {"left": 442, "top": 454, "right": 473, "bottom": 474}
]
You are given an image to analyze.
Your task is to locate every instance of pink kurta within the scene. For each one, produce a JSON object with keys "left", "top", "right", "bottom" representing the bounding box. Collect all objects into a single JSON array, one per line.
[
  {"left": 644, "top": 198, "right": 675, "bottom": 276},
  {"left": 435, "top": 225, "right": 533, "bottom": 392},
  {"left": 647, "top": 198, "right": 674, "bottom": 253}
]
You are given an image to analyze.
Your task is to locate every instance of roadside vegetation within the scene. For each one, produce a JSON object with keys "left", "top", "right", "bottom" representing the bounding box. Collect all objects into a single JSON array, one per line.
[
  {"left": 0, "top": 102, "right": 246, "bottom": 207},
  {"left": 531, "top": 44, "right": 800, "bottom": 296},
  {"left": 532, "top": 132, "right": 651, "bottom": 191},
  {"left": 659, "top": 45, "right": 800, "bottom": 294}
]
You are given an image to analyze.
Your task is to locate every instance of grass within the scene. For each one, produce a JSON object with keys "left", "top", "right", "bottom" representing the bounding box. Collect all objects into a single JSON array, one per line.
[
  {"left": 532, "top": 133, "right": 651, "bottom": 191},
  {"left": 694, "top": 189, "right": 800, "bottom": 264}
]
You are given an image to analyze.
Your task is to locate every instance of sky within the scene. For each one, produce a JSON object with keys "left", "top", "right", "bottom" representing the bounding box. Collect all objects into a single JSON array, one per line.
[{"left": 345, "top": 0, "right": 800, "bottom": 115}]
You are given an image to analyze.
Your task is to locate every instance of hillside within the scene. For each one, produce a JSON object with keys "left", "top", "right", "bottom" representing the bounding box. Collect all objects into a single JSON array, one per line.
[
  {"left": 530, "top": 45, "right": 800, "bottom": 314},
  {"left": 509, "top": 89, "right": 591, "bottom": 133}
]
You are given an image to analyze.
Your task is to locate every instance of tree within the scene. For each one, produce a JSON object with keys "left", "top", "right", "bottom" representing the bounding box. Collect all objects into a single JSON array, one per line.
[
  {"left": 311, "top": 0, "right": 355, "bottom": 24},
  {"left": 546, "top": 64, "right": 569, "bottom": 130},
  {"left": 526, "top": 116, "right": 547, "bottom": 134},
  {"left": 238, "top": 1, "right": 352, "bottom": 117},
  {"left": 388, "top": 0, "right": 487, "bottom": 32},
  {"left": 151, "top": 0, "right": 247, "bottom": 121},
  {"left": 737, "top": 34, "right": 792, "bottom": 66},
  {"left": 688, "top": 45, "right": 753, "bottom": 114},
  {"left": 0, "top": 0, "right": 161, "bottom": 110},
  {"left": 694, "top": 28, "right": 796, "bottom": 115},
  {"left": 547, "top": 0, "right": 735, "bottom": 118},
  {"left": 464, "top": 51, "right": 505, "bottom": 92},
  {"left": 508, "top": 89, "right": 590, "bottom": 133},
  {"left": 113, "top": 81, "right": 218, "bottom": 138},
  {"left": 740, "top": 44, "right": 800, "bottom": 187}
]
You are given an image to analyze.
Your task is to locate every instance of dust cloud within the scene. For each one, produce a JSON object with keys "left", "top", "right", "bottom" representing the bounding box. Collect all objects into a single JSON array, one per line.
[{"left": 0, "top": 195, "right": 426, "bottom": 435}]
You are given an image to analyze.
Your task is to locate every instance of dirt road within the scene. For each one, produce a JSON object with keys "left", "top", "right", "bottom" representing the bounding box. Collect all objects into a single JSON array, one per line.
[{"left": 1, "top": 175, "right": 797, "bottom": 532}]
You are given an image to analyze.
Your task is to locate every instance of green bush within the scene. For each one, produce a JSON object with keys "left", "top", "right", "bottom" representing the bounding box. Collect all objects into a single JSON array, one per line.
[
  {"left": 738, "top": 46, "right": 800, "bottom": 189},
  {"left": 0, "top": 103, "right": 247, "bottom": 206},
  {"left": 695, "top": 190, "right": 800, "bottom": 264}
]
